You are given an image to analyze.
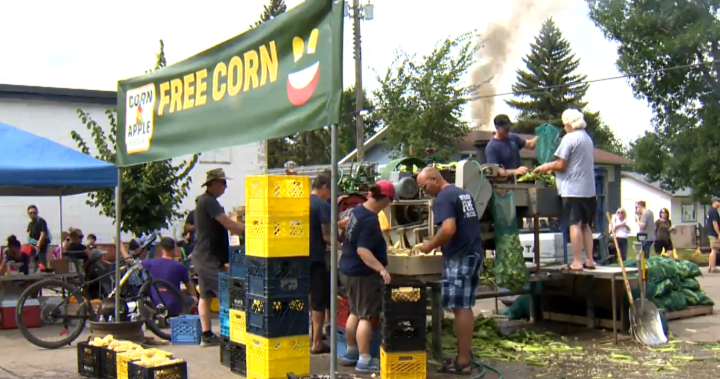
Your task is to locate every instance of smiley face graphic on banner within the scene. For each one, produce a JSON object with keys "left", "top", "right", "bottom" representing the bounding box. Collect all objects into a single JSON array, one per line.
[{"left": 287, "top": 29, "right": 321, "bottom": 106}]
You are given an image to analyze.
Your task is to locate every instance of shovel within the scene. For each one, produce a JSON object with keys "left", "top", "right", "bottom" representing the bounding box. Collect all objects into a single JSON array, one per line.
[{"left": 606, "top": 213, "right": 667, "bottom": 346}]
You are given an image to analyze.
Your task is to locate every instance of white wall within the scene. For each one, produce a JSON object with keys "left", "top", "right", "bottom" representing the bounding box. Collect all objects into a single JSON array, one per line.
[
  {"left": 620, "top": 177, "right": 672, "bottom": 233},
  {"left": 0, "top": 98, "right": 263, "bottom": 243},
  {"left": 621, "top": 177, "right": 708, "bottom": 234},
  {"left": 670, "top": 197, "right": 707, "bottom": 227}
]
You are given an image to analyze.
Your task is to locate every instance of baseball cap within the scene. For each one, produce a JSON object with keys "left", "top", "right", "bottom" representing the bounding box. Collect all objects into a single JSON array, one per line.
[
  {"left": 494, "top": 114, "right": 513, "bottom": 129},
  {"left": 160, "top": 237, "right": 176, "bottom": 251},
  {"left": 375, "top": 180, "right": 397, "bottom": 201},
  {"left": 712, "top": 196, "right": 720, "bottom": 203}
]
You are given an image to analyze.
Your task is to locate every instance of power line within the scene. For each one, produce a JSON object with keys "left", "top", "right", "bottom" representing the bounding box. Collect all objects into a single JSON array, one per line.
[{"left": 347, "top": 59, "right": 719, "bottom": 117}]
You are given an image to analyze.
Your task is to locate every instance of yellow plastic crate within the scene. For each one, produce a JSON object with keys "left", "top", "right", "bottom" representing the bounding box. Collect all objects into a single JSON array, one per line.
[
  {"left": 245, "top": 214, "right": 309, "bottom": 258},
  {"left": 247, "top": 355, "right": 310, "bottom": 379},
  {"left": 380, "top": 349, "right": 427, "bottom": 379},
  {"left": 246, "top": 334, "right": 310, "bottom": 360},
  {"left": 246, "top": 175, "right": 310, "bottom": 217},
  {"left": 117, "top": 349, "right": 172, "bottom": 379},
  {"left": 229, "top": 309, "right": 246, "bottom": 344}
]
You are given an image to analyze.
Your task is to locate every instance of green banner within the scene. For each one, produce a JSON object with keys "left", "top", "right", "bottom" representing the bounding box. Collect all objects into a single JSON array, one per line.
[{"left": 116, "top": 0, "right": 344, "bottom": 167}]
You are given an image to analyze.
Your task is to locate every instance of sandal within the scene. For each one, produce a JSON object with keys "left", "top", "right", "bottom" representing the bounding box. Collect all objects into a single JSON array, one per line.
[
  {"left": 561, "top": 264, "right": 583, "bottom": 272},
  {"left": 311, "top": 344, "right": 331, "bottom": 355},
  {"left": 436, "top": 357, "right": 473, "bottom": 375},
  {"left": 583, "top": 263, "right": 597, "bottom": 270}
]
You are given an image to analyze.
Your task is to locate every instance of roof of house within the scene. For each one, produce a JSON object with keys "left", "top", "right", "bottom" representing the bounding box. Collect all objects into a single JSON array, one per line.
[
  {"left": 340, "top": 127, "right": 632, "bottom": 165},
  {"left": 621, "top": 171, "right": 692, "bottom": 197},
  {"left": 0, "top": 84, "right": 116, "bottom": 106}
]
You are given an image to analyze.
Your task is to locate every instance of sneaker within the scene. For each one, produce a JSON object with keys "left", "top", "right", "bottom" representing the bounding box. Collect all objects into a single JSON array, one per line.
[
  {"left": 340, "top": 348, "right": 359, "bottom": 366},
  {"left": 201, "top": 333, "right": 220, "bottom": 347},
  {"left": 355, "top": 358, "right": 380, "bottom": 374}
]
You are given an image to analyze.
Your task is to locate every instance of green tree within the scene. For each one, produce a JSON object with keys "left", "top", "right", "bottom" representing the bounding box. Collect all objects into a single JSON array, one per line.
[
  {"left": 374, "top": 32, "right": 477, "bottom": 161},
  {"left": 251, "top": 0, "right": 288, "bottom": 28},
  {"left": 587, "top": 0, "right": 720, "bottom": 200},
  {"left": 506, "top": 18, "right": 626, "bottom": 156},
  {"left": 70, "top": 40, "right": 198, "bottom": 235}
]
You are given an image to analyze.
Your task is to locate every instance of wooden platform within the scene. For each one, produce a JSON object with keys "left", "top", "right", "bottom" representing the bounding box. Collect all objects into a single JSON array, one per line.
[{"left": 664, "top": 305, "right": 714, "bottom": 321}]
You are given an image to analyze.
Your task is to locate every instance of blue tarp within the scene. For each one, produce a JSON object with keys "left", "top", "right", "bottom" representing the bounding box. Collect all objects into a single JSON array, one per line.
[{"left": 0, "top": 121, "right": 118, "bottom": 196}]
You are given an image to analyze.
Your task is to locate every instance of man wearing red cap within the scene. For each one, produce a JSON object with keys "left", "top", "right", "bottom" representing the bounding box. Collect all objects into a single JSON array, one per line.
[{"left": 338, "top": 180, "right": 395, "bottom": 374}]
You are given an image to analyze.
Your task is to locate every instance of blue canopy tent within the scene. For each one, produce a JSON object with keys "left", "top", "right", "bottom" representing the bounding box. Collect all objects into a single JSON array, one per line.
[{"left": 0, "top": 121, "right": 118, "bottom": 235}]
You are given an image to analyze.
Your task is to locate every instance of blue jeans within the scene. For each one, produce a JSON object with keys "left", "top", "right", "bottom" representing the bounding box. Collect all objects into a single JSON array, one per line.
[
  {"left": 615, "top": 238, "right": 628, "bottom": 261},
  {"left": 641, "top": 241, "right": 654, "bottom": 260}
]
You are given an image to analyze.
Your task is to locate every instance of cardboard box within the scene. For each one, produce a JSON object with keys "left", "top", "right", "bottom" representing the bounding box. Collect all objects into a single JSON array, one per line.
[
  {"left": 48, "top": 258, "right": 72, "bottom": 274},
  {"left": 386, "top": 254, "right": 443, "bottom": 276}
]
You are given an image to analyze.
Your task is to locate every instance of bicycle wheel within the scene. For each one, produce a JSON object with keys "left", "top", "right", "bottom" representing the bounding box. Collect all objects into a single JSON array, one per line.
[
  {"left": 138, "top": 278, "right": 189, "bottom": 340},
  {"left": 16, "top": 279, "right": 89, "bottom": 349}
]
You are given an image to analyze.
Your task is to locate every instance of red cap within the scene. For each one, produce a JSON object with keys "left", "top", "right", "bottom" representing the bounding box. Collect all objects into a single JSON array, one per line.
[{"left": 375, "top": 180, "right": 397, "bottom": 200}]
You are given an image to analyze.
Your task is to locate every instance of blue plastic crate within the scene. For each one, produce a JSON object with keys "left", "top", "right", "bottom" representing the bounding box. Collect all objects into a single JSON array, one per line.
[
  {"left": 219, "top": 273, "right": 231, "bottom": 308},
  {"left": 246, "top": 256, "right": 310, "bottom": 298},
  {"left": 246, "top": 293, "right": 309, "bottom": 338},
  {"left": 230, "top": 246, "right": 246, "bottom": 278},
  {"left": 170, "top": 315, "right": 202, "bottom": 345},
  {"left": 220, "top": 306, "right": 230, "bottom": 337},
  {"left": 336, "top": 326, "right": 380, "bottom": 358}
]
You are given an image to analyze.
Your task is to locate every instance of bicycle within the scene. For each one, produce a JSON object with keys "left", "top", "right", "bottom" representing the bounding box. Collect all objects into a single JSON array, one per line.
[{"left": 14, "top": 236, "right": 191, "bottom": 349}]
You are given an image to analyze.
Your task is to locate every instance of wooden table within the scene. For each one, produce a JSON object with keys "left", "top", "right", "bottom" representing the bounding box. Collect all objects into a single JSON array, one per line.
[{"left": 0, "top": 273, "right": 79, "bottom": 282}]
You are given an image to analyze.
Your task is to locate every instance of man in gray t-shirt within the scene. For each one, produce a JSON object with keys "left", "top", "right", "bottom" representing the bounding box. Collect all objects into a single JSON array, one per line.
[
  {"left": 635, "top": 201, "right": 655, "bottom": 259},
  {"left": 534, "top": 109, "right": 596, "bottom": 271}
]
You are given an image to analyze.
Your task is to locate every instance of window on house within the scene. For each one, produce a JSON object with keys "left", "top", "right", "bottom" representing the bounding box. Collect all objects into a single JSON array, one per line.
[
  {"left": 199, "top": 148, "right": 232, "bottom": 164},
  {"left": 681, "top": 201, "right": 696, "bottom": 222}
]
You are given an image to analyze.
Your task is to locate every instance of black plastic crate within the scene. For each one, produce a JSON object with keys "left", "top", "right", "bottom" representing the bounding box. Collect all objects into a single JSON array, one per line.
[
  {"left": 246, "top": 293, "right": 309, "bottom": 338},
  {"left": 229, "top": 341, "right": 247, "bottom": 375},
  {"left": 127, "top": 360, "right": 188, "bottom": 379},
  {"left": 229, "top": 278, "right": 246, "bottom": 311},
  {"left": 246, "top": 256, "right": 310, "bottom": 298},
  {"left": 100, "top": 347, "right": 117, "bottom": 379},
  {"left": 380, "top": 315, "right": 428, "bottom": 353},
  {"left": 230, "top": 245, "right": 246, "bottom": 278},
  {"left": 77, "top": 342, "right": 102, "bottom": 378},
  {"left": 220, "top": 336, "right": 231, "bottom": 368},
  {"left": 381, "top": 282, "right": 427, "bottom": 318},
  {"left": 219, "top": 272, "right": 231, "bottom": 308}
]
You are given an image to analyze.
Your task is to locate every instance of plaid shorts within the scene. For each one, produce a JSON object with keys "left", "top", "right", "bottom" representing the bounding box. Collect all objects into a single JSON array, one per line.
[{"left": 441, "top": 250, "right": 483, "bottom": 309}]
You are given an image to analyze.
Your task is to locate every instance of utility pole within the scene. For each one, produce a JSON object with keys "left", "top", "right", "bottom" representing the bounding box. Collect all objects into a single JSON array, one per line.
[{"left": 346, "top": 1, "right": 373, "bottom": 162}]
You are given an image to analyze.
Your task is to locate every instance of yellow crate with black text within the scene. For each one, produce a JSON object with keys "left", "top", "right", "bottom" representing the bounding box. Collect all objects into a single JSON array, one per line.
[
  {"left": 380, "top": 349, "right": 427, "bottom": 379},
  {"left": 245, "top": 214, "right": 309, "bottom": 258},
  {"left": 229, "top": 309, "right": 246, "bottom": 344},
  {"left": 246, "top": 334, "right": 310, "bottom": 379},
  {"left": 246, "top": 175, "right": 310, "bottom": 217}
]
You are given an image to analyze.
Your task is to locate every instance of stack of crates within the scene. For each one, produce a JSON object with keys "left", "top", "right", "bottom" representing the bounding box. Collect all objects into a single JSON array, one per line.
[
  {"left": 219, "top": 272, "right": 231, "bottom": 367},
  {"left": 244, "top": 175, "right": 311, "bottom": 379},
  {"left": 228, "top": 277, "right": 247, "bottom": 374},
  {"left": 380, "top": 282, "right": 428, "bottom": 379}
]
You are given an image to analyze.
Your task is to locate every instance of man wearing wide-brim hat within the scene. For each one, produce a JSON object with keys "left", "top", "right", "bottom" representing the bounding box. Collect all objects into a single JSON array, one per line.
[{"left": 193, "top": 168, "right": 245, "bottom": 346}]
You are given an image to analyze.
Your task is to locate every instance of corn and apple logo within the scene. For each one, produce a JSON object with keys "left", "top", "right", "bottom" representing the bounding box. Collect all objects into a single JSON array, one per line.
[{"left": 287, "top": 29, "right": 320, "bottom": 106}]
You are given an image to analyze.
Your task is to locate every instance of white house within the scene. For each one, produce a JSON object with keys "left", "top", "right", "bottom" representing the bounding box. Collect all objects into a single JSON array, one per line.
[
  {"left": 0, "top": 84, "right": 264, "bottom": 243},
  {"left": 621, "top": 171, "right": 709, "bottom": 233}
]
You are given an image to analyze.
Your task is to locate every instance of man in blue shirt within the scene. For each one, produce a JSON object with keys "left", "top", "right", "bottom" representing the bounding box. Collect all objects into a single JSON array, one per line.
[
  {"left": 339, "top": 181, "right": 394, "bottom": 374},
  {"left": 484, "top": 114, "right": 536, "bottom": 176},
  {"left": 309, "top": 170, "right": 332, "bottom": 354},
  {"left": 707, "top": 197, "right": 720, "bottom": 273},
  {"left": 417, "top": 167, "right": 482, "bottom": 375}
]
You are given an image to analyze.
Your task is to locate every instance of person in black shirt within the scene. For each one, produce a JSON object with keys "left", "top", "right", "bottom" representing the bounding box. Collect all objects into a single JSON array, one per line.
[
  {"left": 183, "top": 200, "right": 197, "bottom": 255},
  {"left": 339, "top": 181, "right": 394, "bottom": 374},
  {"left": 0, "top": 235, "right": 31, "bottom": 275},
  {"left": 26, "top": 205, "right": 50, "bottom": 267},
  {"left": 192, "top": 168, "right": 244, "bottom": 346},
  {"left": 309, "top": 171, "right": 332, "bottom": 354},
  {"left": 707, "top": 197, "right": 720, "bottom": 273}
]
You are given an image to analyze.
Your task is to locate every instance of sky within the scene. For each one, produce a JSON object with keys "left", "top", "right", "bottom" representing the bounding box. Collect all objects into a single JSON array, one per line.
[{"left": 0, "top": 0, "right": 654, "bottom": 144}]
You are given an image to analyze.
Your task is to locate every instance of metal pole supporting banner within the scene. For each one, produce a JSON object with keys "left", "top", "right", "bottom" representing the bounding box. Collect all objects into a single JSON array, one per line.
[
  {"left": 114, "top": 168, "right": 123, "bottom": 321},
  {"left": 329, "top": 124, "right": 339, "bottom": 378}
]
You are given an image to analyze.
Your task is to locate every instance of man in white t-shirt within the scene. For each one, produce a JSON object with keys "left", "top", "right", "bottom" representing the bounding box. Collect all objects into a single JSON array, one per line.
[{"left": 534, "top": 109, "right": 596, "bottom": 271}]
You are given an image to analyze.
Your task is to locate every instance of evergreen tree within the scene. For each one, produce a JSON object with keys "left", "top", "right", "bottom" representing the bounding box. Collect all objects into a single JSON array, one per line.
[
  {"left": 252, "top": 0, "right": 287, "bottom": 28},
  {"left": 506, "top": 18, "right": 625, "bottom": 155}
]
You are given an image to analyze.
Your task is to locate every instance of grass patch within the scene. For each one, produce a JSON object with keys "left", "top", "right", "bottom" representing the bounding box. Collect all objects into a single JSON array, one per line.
[{"left": 625, "top": 237, "right": 709, "bottom": 266}]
